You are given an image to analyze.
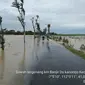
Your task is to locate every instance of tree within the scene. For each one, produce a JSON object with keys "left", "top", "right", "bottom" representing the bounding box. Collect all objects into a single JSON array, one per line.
[
  {"left": 31, "top": 17, "right": 35, "bottom": 38},
  {"left": 0, "top": 16, "right": 5, "bottom": 50},
  {"left": 47, "top": 24, "right": 51, "bottom": 40},
  {"left": 12, "top": 0, "right": 26, "bottom": 44},
  {"left": 0, "top": 16, "right": 2, "bottom": 25},
  {"left": 35, "top": 15, "right": 41, "bottom": 33},
  {"left": 47, "top": 24, "right": 51, "bottom": 34},
  {"left": 43, "top": 28, "right": 47, "bottom": 35}
]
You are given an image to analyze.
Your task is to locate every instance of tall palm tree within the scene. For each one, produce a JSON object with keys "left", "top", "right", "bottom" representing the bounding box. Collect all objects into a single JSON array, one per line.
[
  {"left": 0, "top": 16, "right": 2, "bottom": 26},
  {"left": 47, "top": 24, "right": 51, "bottom": 40},
  {"left": 31, "top": 17, "right": 35, "bottom": 38},
  {"left": 12, "top": 0, "right": 25, "bottom": 45},
  {"left": 0, "top": 16, "right": 5, "bottom": 50},
  {"left": 47, "top": 24, "right": 51, "bottom": 34},
  {"left": 35, "top": 15, "right": 42, "bottom": 34},
  {"left": 0, "top": 16, "right": 2, "bottom": 38},
  {"left": 36, "top": 15, "right": 39, "bottom": 20}
]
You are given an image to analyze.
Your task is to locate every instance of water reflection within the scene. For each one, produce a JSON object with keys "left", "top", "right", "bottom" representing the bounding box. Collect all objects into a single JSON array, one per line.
[
  {"left": 37, "top": 37, "right": 40, "bottom": 47},
  {"left": 0, "top": 50, "right": 5, "bottom": 80},
  {"left": 33, "top": 36, "right": 42, "bottom": 61},
  {"left": 22, "top": 42, "right": 26, "bottom": 70},
  {"left": 33, "top": 38, "right": 38, "bottom": 61},
  {"left": 35, "top": 37, "right": 41, "bottom": 61},
  {"left": 42, "top": 37, "right": 45, "bottom": 46},
  {"left": 42, "top": 41, "right": 44, "bottom": 45},
  {"left": 8, "top": 43, "right": 26, "bottom": 85},
  {"left": 46, "top": 40, "right": 51, "bottom": 52}
]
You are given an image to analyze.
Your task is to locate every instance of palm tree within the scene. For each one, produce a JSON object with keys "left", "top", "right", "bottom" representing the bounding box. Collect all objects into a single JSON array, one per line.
[
  {"left": 47, "top": 24, "right": 51, "bottom": 40},
  {"left": 0, "top": 16, "right": 2, "bottom": 33},
  {"left": 31, "top": 17, "right": 35, "bottom": 38},
  {"left": 0, "top": 16, "right": 2, "bottom": 25},
  {"left": 0, "top": 16, "right": 2, "bottom": 40},
  {"left": 12, "top": 0, "right": 26, "bottom": 45},
  {"left": 47, "top": 24, "right": 51, "bottom": 34},
  {"left": 0, "top": 16, "right": 5, "bottom": 50},
  {"left": 48, "top": 24, "right": 50, "bottom": 28},
  {"left": 35, "top": 15, "right": 42, "bottom": 35},
  {"left": 36, "top": 15, "right": 39, "bottom": 20}
]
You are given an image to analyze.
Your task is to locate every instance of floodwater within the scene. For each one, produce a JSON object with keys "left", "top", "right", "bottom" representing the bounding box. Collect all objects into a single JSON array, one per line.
[
  {"left": 0, "top": 35, "right": 85, "bottom": 85},
  {"left": 57, "top": 36, "right": 85, "bottom": 50},
  {"left": 68, "top": 36, "right": 85, "bottom": 50},
  {"left": 0, "top": 35, "right": 44, "bottom": 85}
]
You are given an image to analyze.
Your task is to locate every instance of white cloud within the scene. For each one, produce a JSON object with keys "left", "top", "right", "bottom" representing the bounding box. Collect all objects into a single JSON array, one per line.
[{"left": 0, "top": 0, "right": 85, "bottom": 32}]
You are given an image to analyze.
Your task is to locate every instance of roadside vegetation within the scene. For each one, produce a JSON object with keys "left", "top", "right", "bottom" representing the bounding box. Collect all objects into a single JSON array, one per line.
[
  {"left": 50, "top": 35, "right": 85, "bottom": 59},
  {"left": 63, "top": 44, "right": 85, "bottom": 59}
]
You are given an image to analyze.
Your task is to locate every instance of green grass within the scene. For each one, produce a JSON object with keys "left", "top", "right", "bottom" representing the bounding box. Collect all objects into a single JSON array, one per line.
[
  {"left": 51, "top": 38, "right": 85, "bottom": 59},
  {"left": 64, "top": 45, "right": 85, "bottom": 59}
]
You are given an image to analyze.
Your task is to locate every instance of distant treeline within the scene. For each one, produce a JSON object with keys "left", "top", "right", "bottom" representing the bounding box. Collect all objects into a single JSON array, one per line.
[
  {"left": 0, "top": 29, "right": 34, "bottom": 35},
  {"left": 0, "top": 29, "right": 84, "bottom": 36},
  {"left": 0, "top": 29, "right": 57, "bottom": 35},
  {"left": 57, "top": 34, "right": 85, "bottom": 36}
]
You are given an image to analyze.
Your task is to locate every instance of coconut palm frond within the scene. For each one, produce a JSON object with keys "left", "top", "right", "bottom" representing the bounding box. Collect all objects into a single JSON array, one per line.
[
  {"left": 32, "top": 17, "right": 34, "bottom": 20},
  {"left": 36, "top": 15, "right": 39, "bottom": 19},
  {"left": 17, "top": 16, "right": 22, "bottom": 22},
  {"left": 20, "top": 0, "right": 24, "bottom": 3},
  {"left": 17, "top": 16, "right": 25, "bottom": 28},
  {"left": 12, "top": 2, "right": 17, "bottom": 7},
  {"left": 22, "top": 8, "right": 25, "bottom": 15},
  {"left": 48, "top": 24, "right": 51, "bottom": 28},
  {"left": 12, "top": 1, "right": 20, "bottom": 9},
  {"left": 16, "top": 2, "right": 20, "bottom": 9},
  {"left": 0, "top": 16, "right": 2, "bottom": 24}
]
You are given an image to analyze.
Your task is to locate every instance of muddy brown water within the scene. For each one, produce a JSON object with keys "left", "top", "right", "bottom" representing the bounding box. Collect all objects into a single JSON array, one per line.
[
  {"left": 0, "top": 35, "right": 85, "bottom": 85},
  {"left": 0, "top": 35, "right": 42, "bottom": 85}
]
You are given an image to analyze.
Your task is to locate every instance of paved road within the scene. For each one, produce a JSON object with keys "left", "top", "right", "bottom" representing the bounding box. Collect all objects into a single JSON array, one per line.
[{"left": 25, "top": 39, "right": 85, "bottom": 85}]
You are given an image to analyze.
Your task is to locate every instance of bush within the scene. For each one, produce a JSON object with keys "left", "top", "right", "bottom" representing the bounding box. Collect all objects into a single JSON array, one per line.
[{"left": 63, "top": 38, "right": 69, "bottom": 44}]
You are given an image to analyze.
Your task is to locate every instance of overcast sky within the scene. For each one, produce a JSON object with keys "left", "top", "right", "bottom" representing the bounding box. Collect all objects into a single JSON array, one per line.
[{"left": 0, "top": 0, "right": 85, "bottom": 33}]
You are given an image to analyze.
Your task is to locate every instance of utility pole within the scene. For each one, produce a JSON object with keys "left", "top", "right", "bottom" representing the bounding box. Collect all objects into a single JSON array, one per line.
[
  {"left": 12, "top": 0, "right": 25, "bottom": 46},
  {"left": 0, "top": 16, "right": 5, "bottom": 50}
]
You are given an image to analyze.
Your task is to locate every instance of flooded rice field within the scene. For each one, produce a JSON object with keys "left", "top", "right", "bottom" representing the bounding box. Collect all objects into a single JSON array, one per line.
[
  {"left": 55, "top": 36, "right": 85, "bottom": 51},
  {"left": 68, "top": 36, "right": 85, "bottom": 50}
]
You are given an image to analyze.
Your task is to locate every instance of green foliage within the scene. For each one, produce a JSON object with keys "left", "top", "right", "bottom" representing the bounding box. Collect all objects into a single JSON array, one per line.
[
  {"left": 59, "top": 36, "right": 62, "bottom": 41},
  {"left": 50, "top": 32, "right": 57, "bottom": 35},
  {"left": 65, "top": 46, "right": 85, "bottom": 59},
  {"left": 63, "top": 38, "right": 69, "bottom": 44},
  {"left": 0, "top": 29, "right": 34, "bottom": 35}
]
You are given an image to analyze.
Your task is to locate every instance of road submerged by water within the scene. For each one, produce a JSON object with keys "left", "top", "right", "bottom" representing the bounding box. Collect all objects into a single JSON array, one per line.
[{"left": 0, "top": 35, "right": 85, "bottom": 85}]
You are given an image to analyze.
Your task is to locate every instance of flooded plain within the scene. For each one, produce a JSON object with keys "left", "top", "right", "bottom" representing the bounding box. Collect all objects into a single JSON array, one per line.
[
  {"left": 68, "top": 36, "right": 85, "bottom": 50},
  {"left": 0, "top": 35, "right": 85, "bottom": 85},
  {"left": 0, "top": 35, "right": 44, "bottom": 85},
  {"left": 55, "top": 36, "right": 85, "bottom": 51}
]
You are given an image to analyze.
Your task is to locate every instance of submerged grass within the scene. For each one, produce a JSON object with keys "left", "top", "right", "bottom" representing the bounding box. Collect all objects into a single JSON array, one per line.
[
  {"left": 51, "top": 37, "right": 85, "bottom": 59},
  {"left": 64, "top": 45, "right": 85, "bottom": 59}
]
